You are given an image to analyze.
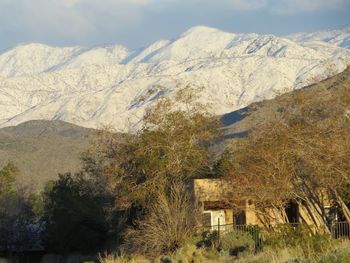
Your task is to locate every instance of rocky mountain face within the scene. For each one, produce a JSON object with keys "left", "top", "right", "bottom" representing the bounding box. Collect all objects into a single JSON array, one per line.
[{"left": 0, "top": 26, "right": 349, "bottom": 132}]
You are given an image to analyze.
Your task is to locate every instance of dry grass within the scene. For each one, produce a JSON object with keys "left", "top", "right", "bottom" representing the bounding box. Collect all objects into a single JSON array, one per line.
[
  {"left": 99, "top": 245, "right": 219, "bottom": 263},
  {"left": 98, "top": 253, "right": 149, "bottom": 263},
  {"left": 125, "top": 181, "right": 201, "bottom": 256},
  {"left": 99, "top": 240, "right": 350, "bottom": 263}
]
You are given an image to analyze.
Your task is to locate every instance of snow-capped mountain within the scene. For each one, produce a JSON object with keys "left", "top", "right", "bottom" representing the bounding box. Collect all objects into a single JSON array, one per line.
[
  {"left": 288, "top": 25, "right": 350, "bottom": 49},
  {"left": 0, "top": 43, "right": 131, "bottom": 77},
  {"left": 0, "top": 26, "right": 349, "bottom": 131}
]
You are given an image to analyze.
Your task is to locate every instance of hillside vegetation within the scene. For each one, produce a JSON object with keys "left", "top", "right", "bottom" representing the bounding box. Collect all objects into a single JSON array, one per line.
[{"left": 0, "top": 120, "right": 93, "bottom": 189}]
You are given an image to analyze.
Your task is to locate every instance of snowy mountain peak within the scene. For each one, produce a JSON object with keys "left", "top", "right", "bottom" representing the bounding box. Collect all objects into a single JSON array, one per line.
[
  {"left": 287, "top": 25, "right": 350, "bottom": 49},
  {"left": 0, "top": 43, "right": 133, "bottom": 77},
  {"left": 0, "top": 43, "right": 80, "bottom": 77},
  {"left": 51, "top": 44, "right": 131, "bottom": 70},
  {"left": 127, "top": 40, "right": 171, "bottom": 64},
  {"left": 141, "top": 26, "right": 236, "bottom": 62},
  {"left": 0, "top": 26, "right": 349, "bottom": 131},
  {"left": 181, "top": 25, "right": 228, "bottom": 36},
  {"left": 5, "top": 42, "right": 69, "bottom": 51}
]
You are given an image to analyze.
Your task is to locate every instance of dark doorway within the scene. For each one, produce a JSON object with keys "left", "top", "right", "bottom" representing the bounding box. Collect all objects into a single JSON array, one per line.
[
  {"left": 285, "top": 201, "right": 299, "bottom": 223},
  {"left": 234, "top": 211, "right": 246, "bottom": 225}
]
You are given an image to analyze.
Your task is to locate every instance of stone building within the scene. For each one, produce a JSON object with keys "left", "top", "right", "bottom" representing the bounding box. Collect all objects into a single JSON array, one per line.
[{"left": 191, "top": 178, "right": 349, "bottom": 232}]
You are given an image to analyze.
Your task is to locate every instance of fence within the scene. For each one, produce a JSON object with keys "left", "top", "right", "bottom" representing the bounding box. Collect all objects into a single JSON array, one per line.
[
  {"left": 331, "top": 221, "right": 350, "bottom": 239},
  {"left": 203, "top": 219, "right": 263, "bottom": 250},
  {"left": 203, "top": 220, "right": 350, "bottom": 251}
]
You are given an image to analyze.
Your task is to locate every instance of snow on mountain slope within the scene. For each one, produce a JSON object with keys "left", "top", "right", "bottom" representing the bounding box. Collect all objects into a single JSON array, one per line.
[
  {"left": 143, "top": 26, "right": 238, "bottom": 62},
  {"left": 288, "top": 25, "right": 350, "bottom": 49},
  {"left": 50, "top": 45, "right": 131, "bottom": 70},
  {"left": 0, "top": 43, "right": 132, "bottom": 77},
  {"left": 128, "top": 40, "right": 171, "bottom": 64},
  {"left": 0, "top": 43, "right": 80, "bottom": 77},
  {"left": 0, "top": 25, "right": 350, "bottom": 131}
]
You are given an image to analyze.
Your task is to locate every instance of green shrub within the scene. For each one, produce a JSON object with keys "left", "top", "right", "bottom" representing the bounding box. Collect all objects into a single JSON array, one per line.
[
  {"left": 43, "top": 173, "right": 115, "bottom": 253},
  {"left": 156, "top": 244, "right": 222, "bottom": 263},
  {"left": 98, "top": 252, "right": 149, "bottom": 263},
  {"left": 235, "top": 246, "right": 309, "bottom": 263},
  {"left": 180, "top": 234, "right": 202, "bottom": 248},
  {"left": 220, "top": 230, "right": 255, "bottom": 257},
  {"left": 265, "top": 224, "right": 336, "bottom": 261},
  {"left": 319, "top": 243, "right": 350, "bottom": 263},
  {"left": 244, "top": 225, "right": 263, "bottom": 250},
  {"left": 196, "top": 230, "right": 220, "bottom": 249},
  {"left": 164, "top": 244, "right": 205, "bottom": 263}
]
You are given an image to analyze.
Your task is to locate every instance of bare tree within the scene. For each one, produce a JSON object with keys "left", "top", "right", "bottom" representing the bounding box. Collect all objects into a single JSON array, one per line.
[{"left": 224, "top": 80, "right": 350, "bottom": 230}]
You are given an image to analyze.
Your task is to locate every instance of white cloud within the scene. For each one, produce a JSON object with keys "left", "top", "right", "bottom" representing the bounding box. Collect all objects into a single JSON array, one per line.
[
  {"left": 222, "top": 0, "right": 268, "bottom": 11},
  {"left": 62, "top": 0, "right": 81, "bottom": 7},
  {"left": 128, "top": 0, "right": 154, "bottom": 5},
  {"left": 188, "top": 0, "right": 268, "bottom": 11},
  {"left": 196, "top": 0, "right": 350, "bottom": 14},
  {"left": 0, "top": 0, "right": 156, "bottom": 43},
  {"left": 270, "top": 0, "right": 350, "bottom": 14},
  {"left": 0, "top": 0, "right": 348, "bottom": 50}
]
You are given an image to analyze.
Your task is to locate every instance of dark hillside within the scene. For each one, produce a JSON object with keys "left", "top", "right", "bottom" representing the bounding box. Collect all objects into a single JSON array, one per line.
[{"left": 0, "top": 120, "right": 94, "bottom": 189}]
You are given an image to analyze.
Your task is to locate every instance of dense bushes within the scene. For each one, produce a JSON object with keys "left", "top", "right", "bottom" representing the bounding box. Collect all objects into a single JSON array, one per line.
[
  {"left": 99, "top": 225, "right": 349, "bottom": 262},
  {"left": 124, "top": 181, "right": 200, "bottom": 256},
  {"left": 319, "top": 243, "right": 350, "bottom": 263},
  {"left": 100, "top": 240, "right": 350, "bottom": 263},
  {"left": 248, "top": 224, "right": 345, "bottom": 263},
  {"left": 220, "top": 231, "right": 255, "bottom": 256},
  {"left": 43, "top": 173, "right": 115, "bottom": 253},
  {"left": 196, "top": 230, "right": 220, "bottom": 250},
  {"left": 0, "top": 163, "right": 41, "bottom": 253},
  {"left": 264, "top": 224, "right": 335, "bottom": 260},
  {"left": 0, "top": 163, "right": 16, "bottom": 196}
]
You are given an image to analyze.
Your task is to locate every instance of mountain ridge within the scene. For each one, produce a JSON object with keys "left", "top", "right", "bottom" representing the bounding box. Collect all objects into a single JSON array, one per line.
[
  {"left": 1, "top": 66, "right": 349, "bottom": 190},
  {"left": 287, "top": 25, "right": 350, "bottom": 49},
  {"left": 0, "top": 25, "right": 349, "bottom": 131}
]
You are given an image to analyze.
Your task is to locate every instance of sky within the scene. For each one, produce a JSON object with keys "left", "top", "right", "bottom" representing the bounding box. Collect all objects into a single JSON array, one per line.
[{"left": 0, "top": 0, "right": 350, "bottom": 51}]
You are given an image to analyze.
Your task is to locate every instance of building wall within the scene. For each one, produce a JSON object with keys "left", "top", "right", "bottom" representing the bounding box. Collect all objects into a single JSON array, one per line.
[
  {"left": 224, "top": 209, "right": 234, "bottom": 225},
  {"left": 193, "top": 179, "right": 334, "bottom": 229},
  {"left": 245, "top": 200, "right": 258, "bottom": 225},
  {"left": 193, "top": 179, "right": 231, "bottom": 202},
  {"left": 194, "top": 179, "right": 261, "bottom": 226}
]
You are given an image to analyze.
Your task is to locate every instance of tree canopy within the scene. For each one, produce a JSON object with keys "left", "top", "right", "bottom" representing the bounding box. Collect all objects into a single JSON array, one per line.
[
  {"left": 82, "top": 88, "right": 221, "bottom": 209},
  {"left": 0, "top": 162, "right": 17, "bottom": 196},
  {"left": 43, "top": 172, "right": 115, "bottom": 253},
  {"left": 223, "top": 82, "right": 350, "bottom": 226},
  {"left": 0, "top": 163, "right": 41, "bottom": 252}
]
